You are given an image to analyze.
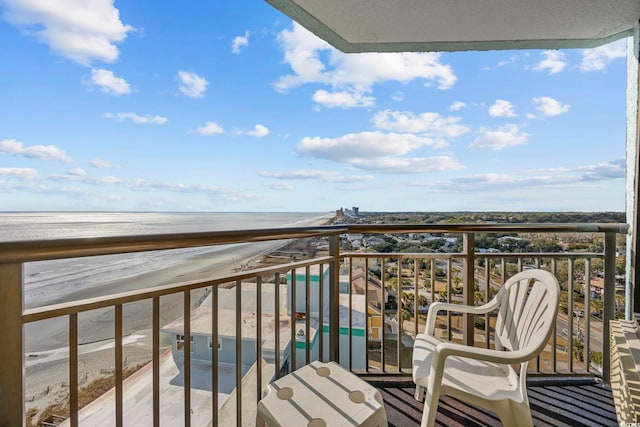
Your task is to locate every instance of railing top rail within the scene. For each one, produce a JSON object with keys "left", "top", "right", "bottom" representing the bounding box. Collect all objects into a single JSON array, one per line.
[
  {"left": 0, "top": 225, "right": 347, "bottom": 263},
  {"left": 345, "top": 222, "right": 628, "bottom": 234},
  {"left": 0, "top": 222, "right": 627, "bottom": 264}
]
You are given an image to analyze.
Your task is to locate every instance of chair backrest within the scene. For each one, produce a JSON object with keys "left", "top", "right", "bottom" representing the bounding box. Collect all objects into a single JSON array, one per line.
[{"left": 493, "top": 269, "right": 560, "bottom": 357}]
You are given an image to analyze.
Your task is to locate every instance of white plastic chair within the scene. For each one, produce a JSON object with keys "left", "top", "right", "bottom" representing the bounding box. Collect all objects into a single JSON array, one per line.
[{"left": 412, "top": 269, "right": 560, "bottom": 427}]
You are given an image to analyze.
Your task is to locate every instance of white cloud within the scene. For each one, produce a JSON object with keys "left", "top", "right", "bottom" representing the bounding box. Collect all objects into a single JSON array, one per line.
[
  {"left": 449, "top": 101, "right": 466, "bottom": 112},
  {"left": 414, "top": 158, "right": 624, "bottom": 192},
  {"left": 275, "top": 23, "right": 456, "bottom": 106},
  {"left": 483, "top": 54, "right": 519, "bottom": 70},
  {"left": 469, "top": 125, "right": 529, "bottom": 150},
  {"left": 350, "top": 156, "right": 464, "bottom": 174},
  {"left": 197, "top": 121, "right": 224, "bottom": 136},
  {"left": 298, "top": 131, "right": 440, "bottom": 161},
  {"left": 94, "top": 175, "right": 120, "bottom": 184},
  {"left": 533, "top": 51, "right": 566, "bottom": 75},
  {"left": 496, "top": 55, "right": 518, "bottom": 67},
  {"left": 2, "top": 0, "right": 133, "bottom": 65},
  {"left": 532, "top": 96, "right": 570, "bottom": 117},
  {"left": 580, "top": 39, "right": 626, "bottom": 72},
  {"left": 259, "top": 169, "right": 374, "bottom": 183},
  {"left": 391, "top": 91, "right": 404, "bottom": 102},
  {"left": 0, "top": 139, "right": 72, "bottom": 162},
  {"left": 50, "top": 170, "right": 121, "bottom": 185},
  {"left": 576, "top": 158, "right": 625, "bottom": 180},
  {"left": 90, "top": 158, "right": 114, "bottom": 168},
  {"left": 372, "top": 110, "right": 470, "bottom": 140},
  {"left": 178, "top": 70, "right": 208, "bottom": 98},
  {"left": 69, "top": 168, "right": 86, "bottom": 176},
  {"left": 87, "top": 68, "right": 131, "bottom": 95},
  {"left": 296, "top": 131, "right": 464, "bottom": 174},
  {"left": 268, "top": 182, "right": 294, "bottom": 190},
  {"left": 489, "top": 99, "right": 516, "bottom": 117},
  {"left": 238, "top": 124, "right": 269, "bottom": 138},
  {"left": 104, "top": 112, "right": 168, "bottom": 124},
  {"left": 312, "top": 89, "right": 375, "bottom": 108},
  {"left": 232, "top": 30, "right": 250, "bottom": 54},
  {"left": 422, "top": 173, "right": 576, "bottom": 191},
  {"left": 0, "top": 167, "right": 40, "bottom": 180}
]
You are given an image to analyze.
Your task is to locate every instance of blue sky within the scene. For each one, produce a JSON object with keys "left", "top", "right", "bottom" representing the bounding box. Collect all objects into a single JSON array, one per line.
[{"left": 0, "top": 1, "right": 629, "bottom": 213}]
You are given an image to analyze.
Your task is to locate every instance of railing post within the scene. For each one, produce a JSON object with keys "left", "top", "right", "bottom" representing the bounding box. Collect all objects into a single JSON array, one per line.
[
  {"left": 603, "top": 231, "right": 617, "bottom": 383},
  {"left": 0, "top": 262, "right": 23, "bottom": 427},
  {"left": 463, "top": 233, "right": 475, "bottom": 346},
  {"left": 329, "top": 234, "right": 341, "bottom": 363}
]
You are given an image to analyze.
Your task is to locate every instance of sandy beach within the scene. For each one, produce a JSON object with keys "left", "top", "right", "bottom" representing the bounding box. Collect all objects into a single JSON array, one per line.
[{"left": 24, "top": 216, "right": 331, "bottom": 418}]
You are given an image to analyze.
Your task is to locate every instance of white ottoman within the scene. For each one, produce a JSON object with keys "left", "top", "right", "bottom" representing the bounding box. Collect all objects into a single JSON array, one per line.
[{"left": 256, "top": 361, "right": 387, "bottom": 427}]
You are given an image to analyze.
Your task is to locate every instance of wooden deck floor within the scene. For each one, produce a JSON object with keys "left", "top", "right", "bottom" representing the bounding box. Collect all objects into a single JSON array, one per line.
[{"left": 366, "top": 377, "right": 618, "bottom": 427}]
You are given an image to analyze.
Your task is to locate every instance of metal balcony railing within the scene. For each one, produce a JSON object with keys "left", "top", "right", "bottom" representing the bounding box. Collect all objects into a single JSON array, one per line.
[{"left": 0, "top": 222, "right": 627, "bottom": 426}]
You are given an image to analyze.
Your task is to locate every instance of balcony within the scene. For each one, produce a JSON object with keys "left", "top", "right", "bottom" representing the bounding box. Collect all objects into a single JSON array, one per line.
[{"left": 0, "top": 222, "right": 628, "bottom": 426}]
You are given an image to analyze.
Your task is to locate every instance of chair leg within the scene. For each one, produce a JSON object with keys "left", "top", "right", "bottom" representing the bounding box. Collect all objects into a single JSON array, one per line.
[
  {"left": 496, "top": 399, "right": 533, "bottom": 427},
  {"left": 414, "top": 384, "right": 424, "bottom": 401},
  {"left": 420, "top": 387, "right": 440, "bottom": 427}
]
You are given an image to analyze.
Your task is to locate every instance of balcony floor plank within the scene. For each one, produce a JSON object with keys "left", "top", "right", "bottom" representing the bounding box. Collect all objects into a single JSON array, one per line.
[{"left": 367, "top": 379, "right": 617, "bottom": 426}]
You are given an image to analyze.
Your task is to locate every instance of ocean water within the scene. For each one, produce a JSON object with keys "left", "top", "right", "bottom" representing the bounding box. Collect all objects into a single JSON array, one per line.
[
  {"left": 0, "top": 211, "right": 328, "bottom": 241},
  {"left": 0, "top": 212, "right": 330, "bottom": 308}
]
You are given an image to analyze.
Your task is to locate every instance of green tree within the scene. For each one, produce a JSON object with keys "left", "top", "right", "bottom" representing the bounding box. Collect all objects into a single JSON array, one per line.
[{"left": 573, "top": 338, "right": 584, "bottom": 362}]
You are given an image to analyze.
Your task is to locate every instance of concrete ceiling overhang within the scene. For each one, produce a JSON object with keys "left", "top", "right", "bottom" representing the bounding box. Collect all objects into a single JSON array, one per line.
[{"left": 265, "top": 0, "right": 640, "bottom": 52}]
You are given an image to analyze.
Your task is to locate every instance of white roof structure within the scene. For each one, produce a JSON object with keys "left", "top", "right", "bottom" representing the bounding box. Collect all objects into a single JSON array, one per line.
[
  {"left": 265, "top": 0, "right": 639, "bottom": 52},
  {"left": 161, "top": 283, "right": 292, "bottom": 353},
  {"left": 323, "top": 293, "right": 366, "bottom": 330}
]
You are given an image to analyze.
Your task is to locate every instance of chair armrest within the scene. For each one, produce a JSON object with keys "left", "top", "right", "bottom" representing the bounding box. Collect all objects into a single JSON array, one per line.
[
  {"left": 434, "top": 341, "right": 532, "bottom": 366},
  {"left": 424, "top": 299, "right": 499, "bottom": 335}
]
